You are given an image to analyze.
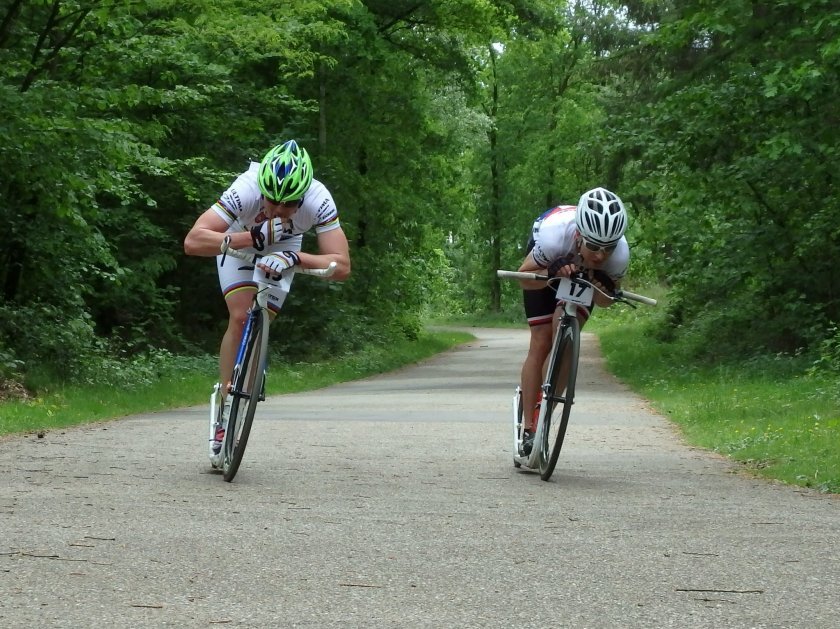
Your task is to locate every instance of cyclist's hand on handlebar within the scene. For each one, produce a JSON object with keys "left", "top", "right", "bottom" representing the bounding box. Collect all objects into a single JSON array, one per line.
[
  {"left": 585, "top": 271, "right": 617, "bottom": 306},
  {"left": 547, "top": 259, "right": 577, "bottom": 278},
  {"left": 589, "top": 275, "right": 607, "bottom": 294},
  {"left": 547, "top": 255, "right": 577, "bottom": 278},
  {"left": 257, "top": 251, "right": 300, "bottom": 274},
  {"left": 585, "top": 269, "right": 616, "bottom": 292},
  {"left": 250, "top": 218, "right": 287, "bottom": 251}
]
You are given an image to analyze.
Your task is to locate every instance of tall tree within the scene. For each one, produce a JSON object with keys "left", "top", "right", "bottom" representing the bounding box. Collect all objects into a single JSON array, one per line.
[{"left": 605, "top": 0, "right": 840, "bottom": 356}]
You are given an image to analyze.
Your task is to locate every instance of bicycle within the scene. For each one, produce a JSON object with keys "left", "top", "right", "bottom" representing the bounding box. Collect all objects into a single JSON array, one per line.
[
  {"left": 496, "top": 269, "right": 656, "bottom": 481},
  {"left": 208, "top": 236, "right": 337, "bottom": 482}
]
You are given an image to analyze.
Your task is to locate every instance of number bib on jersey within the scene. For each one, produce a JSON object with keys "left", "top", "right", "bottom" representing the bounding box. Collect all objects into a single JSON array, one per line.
[{"left": 554, "top": 276, "right": 594, "bottom": 306}]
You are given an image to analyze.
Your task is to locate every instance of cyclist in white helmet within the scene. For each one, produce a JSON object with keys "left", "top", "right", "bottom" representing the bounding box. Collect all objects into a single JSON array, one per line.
[
  {"left": 184, "top": 140, "right": 351, "bottom": 449},
  {"left": 515, "top": 187, "right": 630, "bottom": 455}
]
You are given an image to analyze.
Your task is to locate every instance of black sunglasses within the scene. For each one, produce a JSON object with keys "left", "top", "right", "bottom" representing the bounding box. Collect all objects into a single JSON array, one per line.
[
  {"left": 264, "top": 195, "right": 304, "bottom": 208},
  {"left": 582, "top": 239, "right": 617, "bottom": 253}
]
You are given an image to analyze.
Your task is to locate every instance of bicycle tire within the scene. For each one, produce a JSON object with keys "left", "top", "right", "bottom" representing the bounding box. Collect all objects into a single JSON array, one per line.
[
  {"left": 513, "top": 387, "right": 523, "bottom": 468},
  {"left": 538, "top": 316, "right": 580, "bottom": 481},
  {"left": 223, "top": 310, "right": 268, "bottom": 482}
]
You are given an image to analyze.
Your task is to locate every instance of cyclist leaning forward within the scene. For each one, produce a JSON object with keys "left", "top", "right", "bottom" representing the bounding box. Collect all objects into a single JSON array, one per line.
[
  {"left": 516, "top": 187, "right": 630, "bottom": 456},
  {"left": 184, "top": 140, "right": 351, "bottom": 453}
]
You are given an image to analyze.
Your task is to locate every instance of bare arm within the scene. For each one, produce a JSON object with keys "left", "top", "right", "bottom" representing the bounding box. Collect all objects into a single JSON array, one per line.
[
  {"left": 184, "top": 208, "right": 253, "bottom": 257},
  {"left": 516, "top": 251, "right": 577, "bottom": 290},
  {"left": 297, "top": 227, "right": 351, "bottom": 281}
]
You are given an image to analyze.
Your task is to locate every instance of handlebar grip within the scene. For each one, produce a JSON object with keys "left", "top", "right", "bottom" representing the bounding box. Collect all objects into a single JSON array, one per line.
[
  {"left": 297, "top": 261, "right": 337, "bottom": 277},
  {"left": 496, "top": 270, "right": 549, "bottom": 281},
  {"left": 617, "top": 290, "right": 657, "bottom": 306},
  {"left": 221, "top": 246, "right": 258, "bottom": 264}
]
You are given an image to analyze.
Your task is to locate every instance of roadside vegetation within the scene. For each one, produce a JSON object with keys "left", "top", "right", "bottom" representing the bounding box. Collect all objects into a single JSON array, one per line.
[
  {"left": 0, "top": 330, "right": 473, "bottom": 437},
  {"left": 592, "top": 293, "right": 840, "bottom": 494}
]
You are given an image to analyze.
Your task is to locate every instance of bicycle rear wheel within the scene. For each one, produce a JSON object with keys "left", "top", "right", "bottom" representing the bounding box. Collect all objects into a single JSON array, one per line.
[
  {"left": 538, "top": 316, "right": 580, "bottom": 481},
  {"left": 512, "top": 387, "right": 523, "bottom": 468},
  {"left": 223, "top": 311, "right": 268, "bottom": 482}
]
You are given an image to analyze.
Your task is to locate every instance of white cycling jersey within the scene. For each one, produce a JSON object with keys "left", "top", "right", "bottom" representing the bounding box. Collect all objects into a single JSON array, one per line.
[
  {"left": 531, "top": 205, "right": 629, "bottom": 280},
  {"left": 211, "top": 161, "right": 342, "bottom": 311}
]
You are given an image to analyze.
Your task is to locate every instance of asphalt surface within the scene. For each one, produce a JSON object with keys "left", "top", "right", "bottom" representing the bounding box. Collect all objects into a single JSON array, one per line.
[{"left": 1, "top": 328, "right": 838, "bottom": 628}]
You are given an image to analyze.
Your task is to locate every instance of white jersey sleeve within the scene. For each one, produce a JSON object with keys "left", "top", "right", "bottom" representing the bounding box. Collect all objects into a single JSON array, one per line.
[
  {"left": 603, "top": 240, "right": 630, "bottom": 280},
  {"left": 211, "top": 162, "right": 263, "bottom": 230},
  {"left": 288, "top": 179, "right": 340, "bottom": 235},
  {"left": 531, "top": 206, "right": 578, "bottom": 267}
]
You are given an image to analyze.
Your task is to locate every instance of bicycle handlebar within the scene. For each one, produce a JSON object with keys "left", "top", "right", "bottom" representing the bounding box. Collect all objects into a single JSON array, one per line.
[
  {"left": 496, "top": 269, "right": 657, "bottom": 306},
  {"left": 220, "top": 237, "right": 338, "bottom": 277},
  {"left": 616, "top": 289, "right": 657, "bottom": 307},
  {"left": 497, "top": 270, "right": 547, "bottom": 282}
]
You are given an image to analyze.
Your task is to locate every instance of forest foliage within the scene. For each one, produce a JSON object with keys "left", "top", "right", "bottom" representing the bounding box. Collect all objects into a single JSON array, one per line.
[{"left": 1, "top": 0, "right": 838, "bottom": 388}]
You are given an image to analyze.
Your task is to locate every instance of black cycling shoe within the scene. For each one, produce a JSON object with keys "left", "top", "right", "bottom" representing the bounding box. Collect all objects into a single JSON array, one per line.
[{"left": 520, "top": 430, "right": 535, "bottom": 456}]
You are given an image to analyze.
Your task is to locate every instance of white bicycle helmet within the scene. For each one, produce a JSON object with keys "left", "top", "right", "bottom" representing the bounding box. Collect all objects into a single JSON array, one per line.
[{"left": 575, "top": 187, "right": 628, "bottom": 246}]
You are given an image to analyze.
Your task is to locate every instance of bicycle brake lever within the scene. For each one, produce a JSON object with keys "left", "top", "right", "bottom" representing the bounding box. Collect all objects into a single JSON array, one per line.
[
  {"left": 612, "top": 292, "right": 638, "bottom": 308},
  {"left": 220, "top": 236, "right": 231, "bottom": 266}
]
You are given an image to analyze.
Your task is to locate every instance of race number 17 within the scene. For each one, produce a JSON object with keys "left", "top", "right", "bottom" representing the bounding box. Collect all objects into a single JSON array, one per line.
[{"left": 554, "top": 277, "right": 594, "bottom": 306}]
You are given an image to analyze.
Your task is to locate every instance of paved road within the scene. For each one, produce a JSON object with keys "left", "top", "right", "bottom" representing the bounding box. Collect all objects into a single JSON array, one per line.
[{"left": 1, "top": 328, "right": 838, "bottom": 628}]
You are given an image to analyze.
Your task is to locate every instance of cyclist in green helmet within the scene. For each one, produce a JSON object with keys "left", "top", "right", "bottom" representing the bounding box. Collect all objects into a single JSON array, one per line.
[{"left": 184, "top": 140, "right": 351, "bottom": 447}]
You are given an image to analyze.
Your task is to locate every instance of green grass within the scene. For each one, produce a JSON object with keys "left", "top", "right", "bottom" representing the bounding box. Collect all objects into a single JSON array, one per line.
[
  {"left": 425, "top": 310, "right": 524, "bottom": 328},
  {"left": 0, "top": 329, "right": 474, "bottom": 437},
  {"left": 594, "top": 301, "right": 840, "bottom": 493}
]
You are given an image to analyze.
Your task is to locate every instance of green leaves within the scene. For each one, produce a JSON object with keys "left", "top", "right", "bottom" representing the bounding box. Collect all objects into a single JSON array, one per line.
[
  {"left": 0, "top": 0, "right": 516, "bottom": 380},
  {"left": 2, "top": 0, "right": 837, "bottom": 384},
  {"left": 604, "top": 0, "right": 840, "bottom": 359}
]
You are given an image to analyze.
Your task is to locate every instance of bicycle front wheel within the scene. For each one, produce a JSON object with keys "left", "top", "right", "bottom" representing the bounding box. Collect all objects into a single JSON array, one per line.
[
  {"left": 223, "top": 311, "right": 268, "bottom": 482},
  {"left": 538, "top": 316, "right": 580, "bottom": 481}
]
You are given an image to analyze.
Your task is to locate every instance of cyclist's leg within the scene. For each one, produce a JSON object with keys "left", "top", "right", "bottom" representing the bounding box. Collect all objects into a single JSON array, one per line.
[
  {"left": 521, "top": 285, "right": 557, "bottom": 432},
  {"left": 220, "top": 289, "right": 256, "bottom": 387},
  {"left": 521, "top": 324, "right": 552, "bottom": 432},
  {"left": 218, "top": 288, "right": 289, "bottom": 396},
  {"left": 216, "top": 254, "right": 258, "bottom": 388},
  {"left": 216, "top": 259, "right": 293, "bottom": 380}
]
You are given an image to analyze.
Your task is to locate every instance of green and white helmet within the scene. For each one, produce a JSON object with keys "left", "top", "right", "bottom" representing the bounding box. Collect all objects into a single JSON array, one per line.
[{"left": 257, "top": 140, "right": 313, "bottom": 202}]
